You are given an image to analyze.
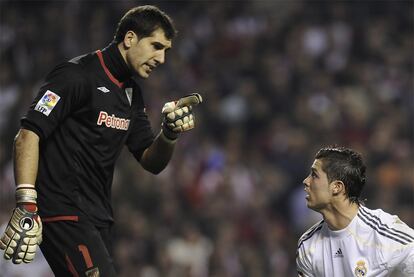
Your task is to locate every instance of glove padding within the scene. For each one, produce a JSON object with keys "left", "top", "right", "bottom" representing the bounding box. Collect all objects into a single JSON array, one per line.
[
  {"left": 0, "top": 185, "right": 42, "bottom": 264},
  {"left": 162, "top": 93, "right": 203, "bottom": 140}
]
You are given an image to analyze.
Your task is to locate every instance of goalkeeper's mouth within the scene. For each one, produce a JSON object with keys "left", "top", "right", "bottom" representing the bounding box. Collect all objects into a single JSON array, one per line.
[{"left": 144, "top": 63, "right": 155, "bottom": 73}]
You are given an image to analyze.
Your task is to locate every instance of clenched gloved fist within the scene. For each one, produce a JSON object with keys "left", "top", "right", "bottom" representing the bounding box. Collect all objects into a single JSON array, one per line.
[
  {"left": 161, "top": 93, "right": 203, "bottom": 140},
  {"left": 0, "top": 184, "right": 42, "bottom": 264}
]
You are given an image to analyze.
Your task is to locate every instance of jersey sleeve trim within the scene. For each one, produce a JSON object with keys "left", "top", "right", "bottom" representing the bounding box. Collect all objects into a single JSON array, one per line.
[{"left": 42, "top": 216, "right": 79, "bottom": 223}]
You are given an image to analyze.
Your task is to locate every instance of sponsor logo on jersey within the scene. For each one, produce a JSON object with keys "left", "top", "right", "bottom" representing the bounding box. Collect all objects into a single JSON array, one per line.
[
  {"left": 354, "top": 260, "right": 368, "bottom": 277},
  {"left": 34, "top": 90, "right": 61, "bottom": 116},
  {"left": 97, "top": 111, "right": 130, "bottom": 131},
  {"left": 97, "top": 86, "right": 110, "bottom": 93},
  {"left": 334, "top": 248, "right": 343, "bottom": 258}
]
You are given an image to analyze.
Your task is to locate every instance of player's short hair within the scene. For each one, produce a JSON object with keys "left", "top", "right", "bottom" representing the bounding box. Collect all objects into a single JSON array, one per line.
[
  {"left": 315, "top": 146, "right": 366, "bottom": 204},
  {"left": 114, "top": 5, "right": 177, "bottom": 43}
]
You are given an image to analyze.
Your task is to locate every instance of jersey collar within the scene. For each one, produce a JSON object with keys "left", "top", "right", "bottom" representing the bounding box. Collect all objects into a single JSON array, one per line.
[{"left": 96, "top": 43, "right": 132, "bottom": 88}]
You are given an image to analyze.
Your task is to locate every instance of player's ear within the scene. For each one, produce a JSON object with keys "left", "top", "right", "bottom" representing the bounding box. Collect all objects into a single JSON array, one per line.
[
  {"left": 331, "top": 180, "right": 345, "bottom": 195},
  {"left": 123, "top": 31, "right": 136, "bottom": 48}
]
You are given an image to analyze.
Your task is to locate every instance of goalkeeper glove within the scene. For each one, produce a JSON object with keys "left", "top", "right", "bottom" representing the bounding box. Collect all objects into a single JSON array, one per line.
[
  {"left": 0, "top": 184, "right": 42, "bottom": 264},
  {"left": 161, "top": 93, "right": 203, "bottom": 140}
]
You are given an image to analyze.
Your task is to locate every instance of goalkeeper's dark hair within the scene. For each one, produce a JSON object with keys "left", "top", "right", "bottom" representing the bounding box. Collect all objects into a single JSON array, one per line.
[
  {"left": 315, "top": 146, "right": 366, "bottom": 204},
  {"left": 114, "top": 5, "right": 177, "bottom": 43}
]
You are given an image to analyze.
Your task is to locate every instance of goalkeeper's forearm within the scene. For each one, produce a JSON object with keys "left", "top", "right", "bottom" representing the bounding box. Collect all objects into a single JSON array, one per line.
[
  {"left": 140, "top": 93, "right": 202, "bottom": 174},
  {"left": 1, "top": 129, "right": 42, "bottom": 264},
  {"left": 14, "top": 128, "right": 40, "bottom": 185},
  {"left": 140, "top": 130, "right": 176, "bottom": 174}
]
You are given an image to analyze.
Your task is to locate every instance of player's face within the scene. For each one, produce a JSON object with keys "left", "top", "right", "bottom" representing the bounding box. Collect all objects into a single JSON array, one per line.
[
  {"left": 303, "top": 159, "right": 334, "bottom": 211},
  {"left": 125, "top": 28, "right": 171, "bottom": 79}
]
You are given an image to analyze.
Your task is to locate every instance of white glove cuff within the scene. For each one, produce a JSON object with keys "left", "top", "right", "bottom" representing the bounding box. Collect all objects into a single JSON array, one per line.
[{"left": 16, "top": 184, "right": 37, "bottom": 204}]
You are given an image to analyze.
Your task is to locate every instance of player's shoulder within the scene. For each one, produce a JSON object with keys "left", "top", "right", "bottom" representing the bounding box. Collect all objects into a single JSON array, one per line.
[
  {"left": 44, "top": 54, "right": 95, "bottom": 86},
  {"left": 298, "top": 219, "right": 325, "bottom": 248},
  {"left": 358, "top": 206, "right": 414, "bottom": 245},
  {"left": 358, "top": 206, "right": 391, "bottom": 223},
  {"left": 359, "top": 206, "right": 413, "bottom": 230},
  {"left": 52, "top": 50, "right": 98, "bottom": 73},
  {"left": 69, "top": 52, "right": 94, "bottom": 65},
  {"left": 46, "top": 60, "right": 86, "bottom": 80}
]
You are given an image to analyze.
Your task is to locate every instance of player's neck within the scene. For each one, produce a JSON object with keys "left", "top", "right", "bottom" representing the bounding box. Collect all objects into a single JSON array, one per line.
[{"left": 322, "top": 201, "right": 359, "bottom": 231}]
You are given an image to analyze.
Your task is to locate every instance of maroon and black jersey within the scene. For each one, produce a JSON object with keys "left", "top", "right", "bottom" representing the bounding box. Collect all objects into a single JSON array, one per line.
[{"left": 22, "top": 43, "right": 154, "bottom": 227}]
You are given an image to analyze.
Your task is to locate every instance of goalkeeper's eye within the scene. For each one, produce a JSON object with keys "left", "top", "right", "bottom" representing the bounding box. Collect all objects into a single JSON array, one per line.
[{"left": 152, "top": 42, "right": 165, "bottom": 50}]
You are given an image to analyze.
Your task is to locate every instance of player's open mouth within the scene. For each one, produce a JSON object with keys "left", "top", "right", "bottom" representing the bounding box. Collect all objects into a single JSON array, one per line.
[
  {"left": 304, "top": 188, "right": 310, "bottom": 199},
  {"left": 144, "top": 63, "right": 155, "bottom": 73}
]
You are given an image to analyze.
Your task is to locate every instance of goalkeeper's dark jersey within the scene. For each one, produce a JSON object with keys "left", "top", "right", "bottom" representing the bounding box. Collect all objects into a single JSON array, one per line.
[{"left": 21, "top": 43, "right": 155, "bottom": 227}]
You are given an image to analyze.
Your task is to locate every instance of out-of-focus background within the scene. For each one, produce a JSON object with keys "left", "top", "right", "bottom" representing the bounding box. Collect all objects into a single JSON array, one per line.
[{"left": 0, "top": 1, "right": 412, "bottom": 276}]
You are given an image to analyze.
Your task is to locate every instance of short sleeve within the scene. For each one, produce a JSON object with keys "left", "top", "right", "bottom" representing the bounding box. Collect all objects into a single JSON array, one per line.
[
  {"left": 296, "top": 240, "right": 313, "bottom": 277},
  {"left": 391, "top": 220, "right": 414, "bottom": 275},
  {"left": 21, "top": 63, "right": 89, "bottom": 140},
  {"left": 398, "top": 247, "right": 414, "bottom": 275},
  {"left": 126, "top": 109, "right": 155, "bottom": 161}
]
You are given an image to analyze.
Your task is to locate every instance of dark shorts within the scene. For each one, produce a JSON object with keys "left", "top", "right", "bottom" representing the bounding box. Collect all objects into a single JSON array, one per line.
[{"left": 40, "top": 215, "right": 117, "bottom": 277}]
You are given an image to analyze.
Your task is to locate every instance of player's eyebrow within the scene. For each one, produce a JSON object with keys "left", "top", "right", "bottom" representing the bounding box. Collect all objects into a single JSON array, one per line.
[{"left": 153, "top": 41, "right": 171, "bottom": 51}]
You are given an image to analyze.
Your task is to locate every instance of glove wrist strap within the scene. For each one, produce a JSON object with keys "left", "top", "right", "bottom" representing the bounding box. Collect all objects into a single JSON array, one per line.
[
  {"left": 160, "top": 130, "right": 178, "bottom": 144},
  {"left": 16, "top": 184, "right": 37, "bottom": 205}
]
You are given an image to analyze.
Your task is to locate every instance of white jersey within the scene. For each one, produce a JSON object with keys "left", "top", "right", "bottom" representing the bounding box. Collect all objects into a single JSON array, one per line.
[{"left": 296, "top": 206, "right": 414, "bottom": 277}]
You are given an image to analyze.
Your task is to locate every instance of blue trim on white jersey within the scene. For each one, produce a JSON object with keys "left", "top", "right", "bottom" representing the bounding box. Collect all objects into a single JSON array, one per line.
[
  {"left": 360, "top": 206, "right": 414, "bottom": 242},
  {"left": 298, "top": 220, "right": 324, "bottom": 249},
  {"left": 358, "top": 207, "right": 413, "bottom": 245}
]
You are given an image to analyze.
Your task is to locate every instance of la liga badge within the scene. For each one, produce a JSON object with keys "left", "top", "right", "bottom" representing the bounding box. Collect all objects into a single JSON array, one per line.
[{"left": 35, "top": 90, "right": 61, "bottom": 116}]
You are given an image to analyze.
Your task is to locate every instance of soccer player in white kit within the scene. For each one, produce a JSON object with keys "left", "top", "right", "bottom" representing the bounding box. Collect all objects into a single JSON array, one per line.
[{"left": 296, "top": 146, "right": 414, "bottom": 277}]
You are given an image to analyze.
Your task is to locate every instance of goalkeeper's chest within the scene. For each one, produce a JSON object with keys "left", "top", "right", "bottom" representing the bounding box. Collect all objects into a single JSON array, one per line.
[{"left": 71, "top": 77, "right": 145, "bottom": 137}]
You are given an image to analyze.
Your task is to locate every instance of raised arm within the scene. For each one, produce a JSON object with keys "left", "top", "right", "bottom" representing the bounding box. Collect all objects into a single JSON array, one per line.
[{"left": 140, "top": 93, "right": 202, "bottom": 174}]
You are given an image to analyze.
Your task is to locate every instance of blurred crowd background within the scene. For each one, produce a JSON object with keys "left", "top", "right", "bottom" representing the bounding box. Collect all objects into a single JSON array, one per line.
[{"left": 0, "top": 1, "right": 413, "bottom": 276}]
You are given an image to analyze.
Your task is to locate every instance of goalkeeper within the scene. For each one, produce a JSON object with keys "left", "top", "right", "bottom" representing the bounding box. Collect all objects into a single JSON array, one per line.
[{"left": 0, "top": 5, "right": 202, "bottom": 276}]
